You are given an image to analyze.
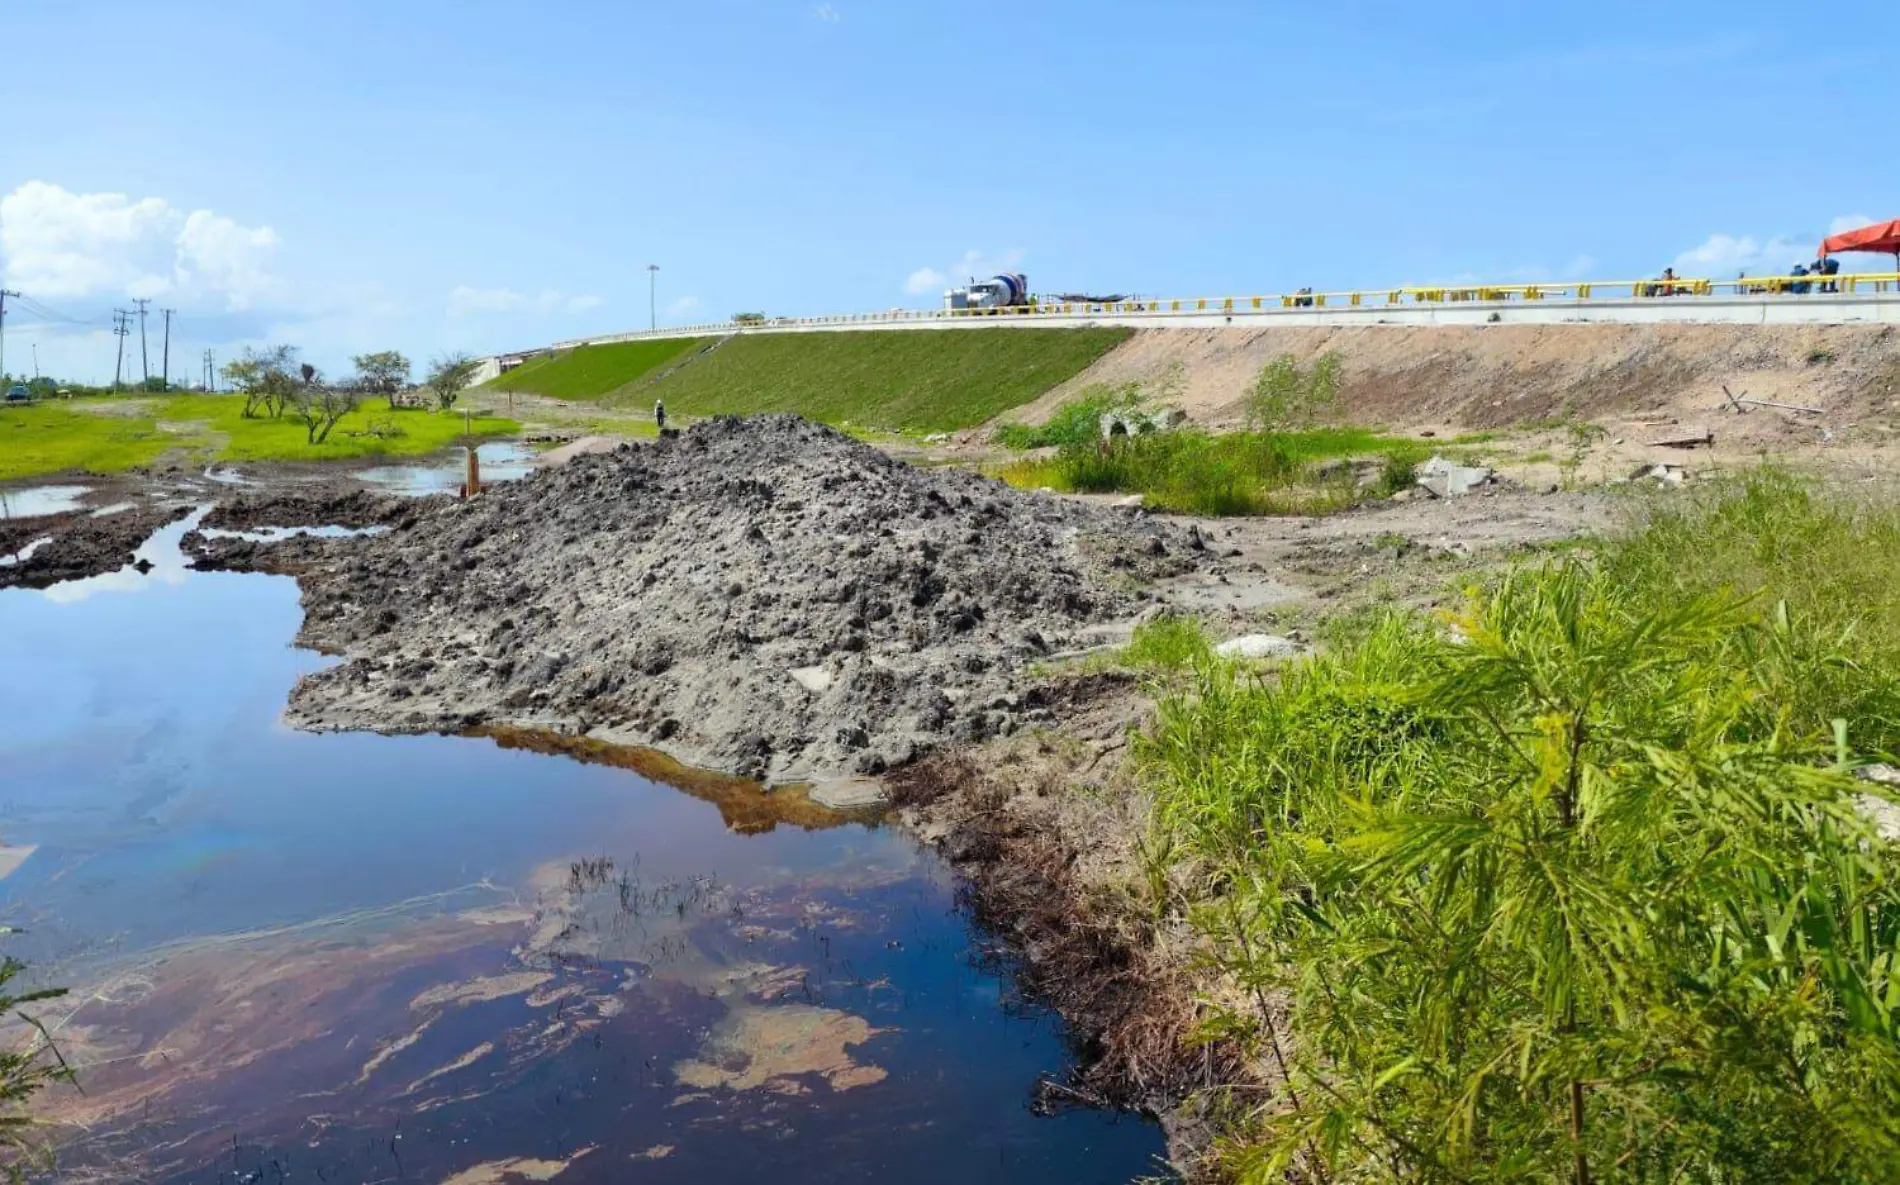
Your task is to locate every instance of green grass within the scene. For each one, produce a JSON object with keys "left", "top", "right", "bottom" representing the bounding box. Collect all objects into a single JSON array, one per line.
[
  {"left": 994, "top": 427, "right": 1425, "bottom": 515},
  {"left": 155, "top": 395, "right": 516, "bottom": 462},
  {"left": 0, "top": 395, "right": 518, "bottom": 480},
  {"left": 1135, "top": 469, "right": 1900, "bottom": 1180},
  {"left": 622, "top": 328, "right": 1132, "bottom": 432},
  {"left": 0, "top": 402, "right": 171, "bottom": 480},
  {"left": 483, "top": 338, "right": 710, "bottom": 401}
]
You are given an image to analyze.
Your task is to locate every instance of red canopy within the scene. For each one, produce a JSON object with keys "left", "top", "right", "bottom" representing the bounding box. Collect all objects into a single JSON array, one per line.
[{"left": 1819, "top": 219, "right": 1900, "bottom": 257}]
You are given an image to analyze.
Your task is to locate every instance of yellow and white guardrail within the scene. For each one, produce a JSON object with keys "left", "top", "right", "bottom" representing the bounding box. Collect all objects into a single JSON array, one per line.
[{"left": 540, "top": 272, "right": 1900, "bottom": 352}]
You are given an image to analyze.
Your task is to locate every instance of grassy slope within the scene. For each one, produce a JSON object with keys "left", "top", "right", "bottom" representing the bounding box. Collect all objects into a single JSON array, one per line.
[
  {"left": 484, "top": 338, "right": 710, "bottom": 401},
  {"left": 630, "top": 328, "right": 1134, "bottom": 432},
  {"left": 0, "top": 396, "right": 516, "bottom": 481}
]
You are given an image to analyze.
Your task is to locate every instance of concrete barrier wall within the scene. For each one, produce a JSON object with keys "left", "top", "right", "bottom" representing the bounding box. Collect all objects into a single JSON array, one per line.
[{"left": 527, "top": 292, "right": 1900, "bottom": 354}]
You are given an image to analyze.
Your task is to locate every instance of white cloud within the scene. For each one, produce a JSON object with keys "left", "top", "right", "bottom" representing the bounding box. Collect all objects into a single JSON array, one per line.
[
  {"left": 667, "top": 296, "right": 700, "bottom": 318},
  {"left": 1672, "top": 215, "right": 1875, "bottom": 277},
  {"left": 814, "top": 3, "right": 840, "bottom": 21},
  {"left": 903, "top": 267, "right": 946, "bottom": 295},
  {"left": 900, "top": 249, "right": 1026, "bottom": 298},
  {"left": 448, "top": 285, "right": 603, "bottom": 317},
  {"left": 0, "top": 181, "right": 278, "bottom": 309},
  {"left": 1674, "top": 233, "right": 1814, "bottom": 276},
  {"left": 448, "top": 285, "right": 527, "bottom": 316}
]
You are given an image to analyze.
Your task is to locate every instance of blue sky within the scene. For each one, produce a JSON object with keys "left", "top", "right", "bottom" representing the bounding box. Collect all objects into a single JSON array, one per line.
[{"left": 2, "top": 0, "right": 1894, "bottom": 383}]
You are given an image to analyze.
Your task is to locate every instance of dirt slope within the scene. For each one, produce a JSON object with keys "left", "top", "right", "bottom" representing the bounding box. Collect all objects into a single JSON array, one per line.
[{"left": 1004, "top": 323, "right": 1900, "bottom": 441}]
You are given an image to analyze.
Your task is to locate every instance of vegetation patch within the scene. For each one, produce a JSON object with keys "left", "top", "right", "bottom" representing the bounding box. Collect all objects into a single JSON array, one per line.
[
  {"left": 0, "top": 402, "right": 172, "bottom": 481},
  {"left": 0, "top": 395, "right": 517, "bottom": 481},
  {"left": 994, "top": 427, "right": 1425, "bottom": 516},
  {"left": 483, "top": 338, "right": 711, "bottom": 402},
  {"left": 626, "top": 328, "right": 1133, "bottom": 432},
  {"left": 1138, "top": 469, "right": 1900, "bottom": 1180}
]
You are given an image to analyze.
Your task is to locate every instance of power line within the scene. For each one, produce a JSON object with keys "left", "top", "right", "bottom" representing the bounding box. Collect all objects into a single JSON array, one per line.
[
  {"left": 112, "top": 309, "right": 133, "bottom": 390},
  {"left": 10, "top": 293, "right": 95, "bottom": 326},
  {"left": 132, "top": 298, "right": 151, "bottom": 385}
]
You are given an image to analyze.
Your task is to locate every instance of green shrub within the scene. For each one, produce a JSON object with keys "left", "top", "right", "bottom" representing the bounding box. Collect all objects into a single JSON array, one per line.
[
  {"left": 1245, "top": 352, "right": 1341, "bottom": 430},
  {"left": 993, "top": 380, "right": 1144, "bottom": 450},
  {"left": 1142, "top": 474, "right": 1900, "bottom": 1181},
  {"left": 1120, "top": 615, "right": 1213, "bottom": 673}
]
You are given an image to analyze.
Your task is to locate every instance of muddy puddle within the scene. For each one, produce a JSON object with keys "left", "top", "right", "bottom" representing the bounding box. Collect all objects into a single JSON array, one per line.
[
  {"left": 355, "top": 442, "right": 536, "bottom": 495},
  {"left": 0, "top": 521, "right": 1162, "bottom": 1182},
  {"left": 0, "top": 485, "right": 90, "bottom": 518}
]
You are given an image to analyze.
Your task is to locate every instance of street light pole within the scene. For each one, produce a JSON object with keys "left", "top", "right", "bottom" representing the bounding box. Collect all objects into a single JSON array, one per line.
[{"left": 647, "top": 263, "right": 659, "bottom": 332}]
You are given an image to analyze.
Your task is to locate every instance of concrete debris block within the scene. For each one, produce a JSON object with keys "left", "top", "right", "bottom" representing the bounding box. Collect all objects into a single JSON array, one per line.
[
  {"left": 1853, "top": 766, "right": 1900, "bottom": 842},
  {"left": 1629, "top": 463, "right": 1687, "bottom": 486},
  {"left": 1213, "top": 633, "right": 1304, "bottom": 660},
  {"left": 789, "top": 665, "right": 833, "bottom": 694},
  {"left": 1648, "top": 426, "right": 1713, "bottom": 449},
  {"left": 1415, "top": 455, "right": 1494, "bottom": 498},
  {"left": 1113, "top": 494, "right": 1145, "bottom": 509}
]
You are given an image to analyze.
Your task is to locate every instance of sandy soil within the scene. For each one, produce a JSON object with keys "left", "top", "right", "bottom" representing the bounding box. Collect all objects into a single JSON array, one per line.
[{"left": 1001, "top": 323, "right": 1900, "bottom": 444}]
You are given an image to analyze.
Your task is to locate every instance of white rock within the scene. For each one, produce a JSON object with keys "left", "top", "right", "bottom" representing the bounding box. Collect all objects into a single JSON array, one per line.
[
  {"left": 809, "top": 777, "right": 888, "bottom": 810},
  {"left": 789, "top": 665, "right": 833, "bottom": 693},
  {"left": 1214, "top": 634, "right": 1304, "bottom": 660}
]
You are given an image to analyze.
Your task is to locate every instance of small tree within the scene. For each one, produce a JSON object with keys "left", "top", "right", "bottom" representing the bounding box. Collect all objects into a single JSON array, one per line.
[
  {"left": 351, "top": 350, "right": 412, "bottom": 409},
  {"left": 219, "top": 345, "right": 300, "bottom": 419},
  {"left": 290, "top": 372, "right": 359, "bottom": 445},
  {"left": 424, "top": 353, "right": 480, "bottom": 412},
  {"left": 1245, "top": 351, "right": 1341, "bottom": 431}
]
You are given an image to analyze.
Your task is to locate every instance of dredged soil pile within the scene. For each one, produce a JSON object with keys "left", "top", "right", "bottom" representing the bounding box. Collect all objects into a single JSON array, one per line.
[{"left": 286, "top": 416, "right": 1213, "bottom": 782}]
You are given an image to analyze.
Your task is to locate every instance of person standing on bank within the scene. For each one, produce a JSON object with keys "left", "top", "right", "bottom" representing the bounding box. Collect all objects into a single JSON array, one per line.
[{"left": 655, "top": 398, "right": 666, "bottom": 432}]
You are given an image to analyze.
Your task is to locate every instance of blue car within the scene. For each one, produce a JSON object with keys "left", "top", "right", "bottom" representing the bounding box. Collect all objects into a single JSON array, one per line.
[{"left": 4, "top": 384, "right": 30, "bottom": 402}]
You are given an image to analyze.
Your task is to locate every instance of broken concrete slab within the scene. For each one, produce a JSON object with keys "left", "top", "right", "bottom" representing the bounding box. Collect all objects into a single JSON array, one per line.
[
  {"left": 1416, "top": 455, "right": 1494, "bottom": 498},
  {"left": 1629, "top": 463, "right": 1687, "bottom": 487}
]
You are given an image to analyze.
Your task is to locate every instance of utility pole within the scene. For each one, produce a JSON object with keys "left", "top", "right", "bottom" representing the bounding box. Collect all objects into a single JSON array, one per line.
[
  {"left": 0, "top": 289, "right": 18, "bottom": 382},
  {"left": 112, "top": 309, "right": 133, "bottom": 389},
  {"left": 160, "top": 308, "right": 175, "bottom": 391},
  {"left": 647, "top": 263, "right": 659, "bottom": 332},
  {"left": 31, "top": 343, "right": 39, "bottom": 381},
  {"left": 204, "top": 348, "right": 215, "bottom": 392},
  {"left": 133, "top": 297, "right": 151, "bottom": 385}
]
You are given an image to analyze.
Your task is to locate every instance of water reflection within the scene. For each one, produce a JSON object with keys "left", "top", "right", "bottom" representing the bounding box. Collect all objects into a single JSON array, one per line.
[{"left": 0, "top": 523, "right": 1163, "bottom": 1182}]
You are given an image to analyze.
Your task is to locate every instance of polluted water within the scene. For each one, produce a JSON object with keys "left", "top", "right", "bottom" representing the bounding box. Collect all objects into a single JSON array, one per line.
[{"left": 0, "top": 512, "right": 1165, "bottom": 1183}]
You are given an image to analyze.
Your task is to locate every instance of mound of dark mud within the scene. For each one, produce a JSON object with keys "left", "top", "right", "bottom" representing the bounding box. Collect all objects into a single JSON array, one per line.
[
  {"left": 202, "top": 488, "right": 428, "bottom": 531},
  {"left": 0, "top": 505, "right": 190, "bottom": 591},
  {"left": 284, "top": 415, "right": 1214, "bottom": 781}
]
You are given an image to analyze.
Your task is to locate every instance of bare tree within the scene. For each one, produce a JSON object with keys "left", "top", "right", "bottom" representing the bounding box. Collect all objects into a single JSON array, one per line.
[
  {"left": 219, "top": 345, "right": 299, "bottom": 418},
  {"left": 424, "top": 352, "right": 480, "bottom": 412},
  {"left": 352, "top": 350, "right": 411, "bottom": 409},
  {"left": 289, "top": 365, "right": 358, "bottom": 444}
]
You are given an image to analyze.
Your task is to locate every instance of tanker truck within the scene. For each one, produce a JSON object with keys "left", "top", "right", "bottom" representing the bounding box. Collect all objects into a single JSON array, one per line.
[{"left": 943, "top": 273, "right": 1032, "bottom": 312}]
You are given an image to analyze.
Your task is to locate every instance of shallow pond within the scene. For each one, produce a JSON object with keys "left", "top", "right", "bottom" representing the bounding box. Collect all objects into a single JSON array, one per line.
[
  {"left": 355, "top": 441, "right": 537, "bottom": 495},
  {"left": 0, "top": 521, "right": 1162, "bottom": 1182}
]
